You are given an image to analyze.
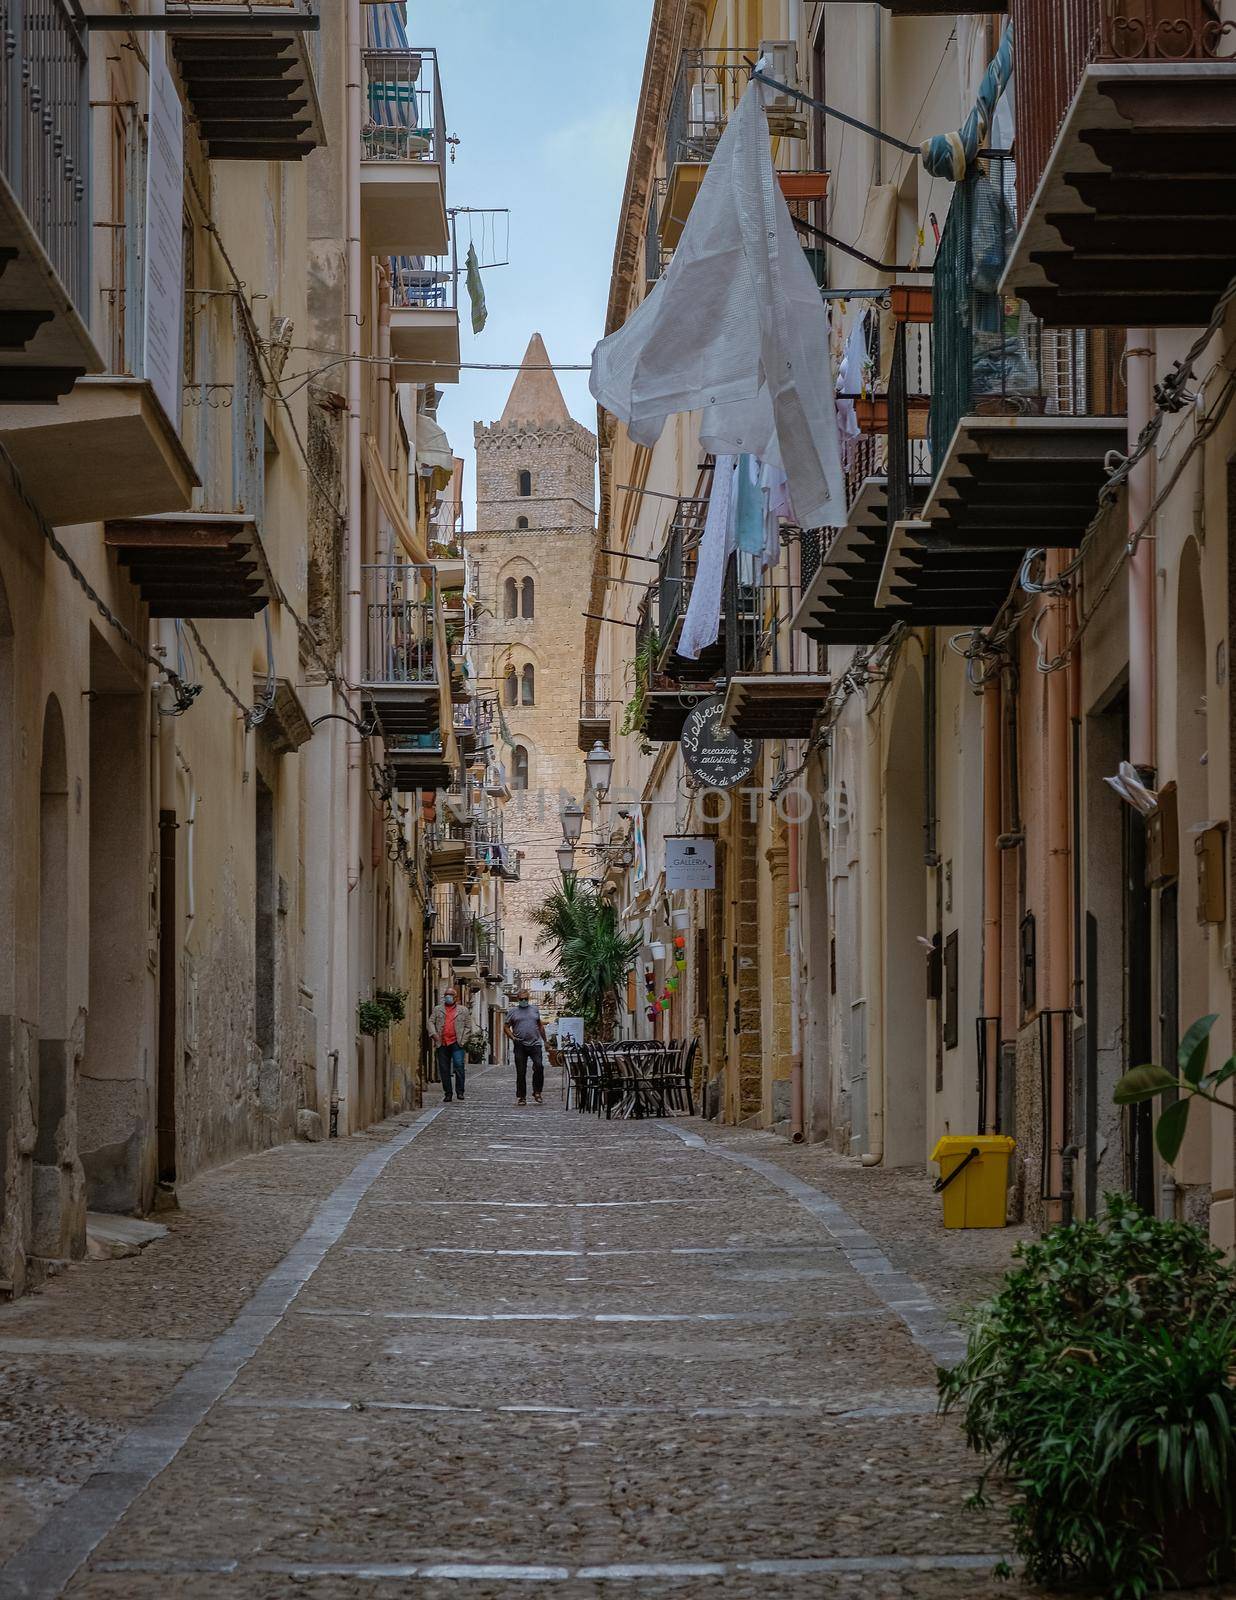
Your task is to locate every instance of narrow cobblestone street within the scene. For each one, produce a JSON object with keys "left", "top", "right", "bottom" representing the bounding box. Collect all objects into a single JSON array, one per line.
[{"left": 0, "top": 1069, "right": 1044, "bottom": 1600}]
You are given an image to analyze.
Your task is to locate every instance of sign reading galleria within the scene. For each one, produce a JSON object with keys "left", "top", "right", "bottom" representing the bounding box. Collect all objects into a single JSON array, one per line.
[
  {"left": 665, "top": 836, "right": 716, "bottom": 891},
  {"left": 680, "top": 695, "right": 758, "bottom": 790}
]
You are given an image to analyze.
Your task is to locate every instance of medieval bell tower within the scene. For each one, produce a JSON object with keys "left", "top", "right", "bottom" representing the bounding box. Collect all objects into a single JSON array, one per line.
[{"left": 470, "top": 334, "right": 598, "bottom": 990}]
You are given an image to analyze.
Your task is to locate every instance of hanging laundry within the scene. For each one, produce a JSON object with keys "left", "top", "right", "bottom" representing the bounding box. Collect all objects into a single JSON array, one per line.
[
  {"left": 760, "top": 461, "right": 792, "bottom": 567},
  {"left": 837, "top": 312, "right": 868, "bottom": 455},
  {"left": 465, "top": 241, "right": 487, "bottom": 335},
  {"left": 679, "top": 455, "right": 737, "bottom": 661},
  {"left": 590, "top": 78, "right": 845, "bottom": 531},
  {"left": 921, "top": 25, "right": 1014, "bottom": 181},
  {"left": 733, "top": 454, "right": 766, "bottom": 557}
]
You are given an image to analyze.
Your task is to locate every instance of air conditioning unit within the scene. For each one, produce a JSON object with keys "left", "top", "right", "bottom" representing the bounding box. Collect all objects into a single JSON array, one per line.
[{"left": 758, "top": 40, "right": 806, "bottom": 140}]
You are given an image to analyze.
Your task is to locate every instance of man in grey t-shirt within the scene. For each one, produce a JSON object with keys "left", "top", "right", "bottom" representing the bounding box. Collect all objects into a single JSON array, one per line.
[{"left": 504, "top": 991, "right": 548, "bottom": 1106}]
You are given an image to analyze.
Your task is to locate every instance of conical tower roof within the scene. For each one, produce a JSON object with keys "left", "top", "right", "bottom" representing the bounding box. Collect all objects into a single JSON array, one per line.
[{"left": 500, "top": 332, "right": 571, "bottom": 426}]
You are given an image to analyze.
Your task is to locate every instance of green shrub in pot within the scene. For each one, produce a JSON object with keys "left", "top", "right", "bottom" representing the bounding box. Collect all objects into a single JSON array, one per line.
[{"left": 940, "top": 1195, "right": 1236, "bottom": 1596}]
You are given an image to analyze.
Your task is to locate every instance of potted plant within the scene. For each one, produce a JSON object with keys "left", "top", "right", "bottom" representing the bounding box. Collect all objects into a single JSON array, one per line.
[
  {"left": 358, "top": 997, "right": 393, "bottom": 1036},
  {"left": 942, "top": 1194, "right": 1236, "bottom": 1595}
]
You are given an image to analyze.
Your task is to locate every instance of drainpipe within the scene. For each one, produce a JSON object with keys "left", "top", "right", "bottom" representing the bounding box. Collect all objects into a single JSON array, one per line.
[
  {"left": 981, "top": 674, "right": 1002, "bottom": 1132},
  {"left": 176, "top": 748, "right": 196, "bottom": 939},
  {"left": 1127, "top": 329, "right": 1157, "bottom": 778},
  {"left": 346, "top": 0, "right": 364, "bottom": 894},
  {"left": 788, "top": 806, "right": 804, "bottom": 1142},
  {"left": 1044, "top": 558, "right": 1072, "bottom": 1218},
  {"left": 377, "top": 266, "right": 392, "bottom": 491}
]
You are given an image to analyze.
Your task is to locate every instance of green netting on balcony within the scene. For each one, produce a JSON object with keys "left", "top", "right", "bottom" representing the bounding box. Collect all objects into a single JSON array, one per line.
[{"left": 928, "top": 154, "right": 1038, "bottom": 468}]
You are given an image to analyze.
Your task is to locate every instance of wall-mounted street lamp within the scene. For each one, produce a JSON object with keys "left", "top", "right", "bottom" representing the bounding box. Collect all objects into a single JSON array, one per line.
[
  {"left": 560, "top": 796, "right": 585, "bottom": 846},
  {"left": 585, "top": 740, "right": 614, "bottom": 801}
]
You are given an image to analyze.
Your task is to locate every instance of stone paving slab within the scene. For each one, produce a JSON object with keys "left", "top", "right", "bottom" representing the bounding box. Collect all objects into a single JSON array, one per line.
[{"left": 0, "top": 1071, "right": 1138, "bottom": 1600}]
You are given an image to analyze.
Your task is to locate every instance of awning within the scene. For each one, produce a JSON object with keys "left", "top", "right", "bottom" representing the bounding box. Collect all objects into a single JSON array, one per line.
[{"left": 416, "top": 411, "right": 455, "bottom": 491}]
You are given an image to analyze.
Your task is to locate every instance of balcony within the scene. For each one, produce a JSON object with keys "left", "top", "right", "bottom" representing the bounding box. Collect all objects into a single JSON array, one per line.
[
  {"left": 820, "top": 0, "right": 1004, "bottom": 9},
  {"left": 0, "top": 377, "right": 197, "bottom": 524},
  {"left": 389, "top": 253, "right": 460, "bottom": 384},
  {"left": 160, "top": 0, "right": 324, "bottom": 160},
  {"left": 386, "top": 735, "right": 451, "bottom": 793},
  {"left": 1004, "top": 0, "right": 1236, "bottom": 326},
  {"left": 883, "top": 157, "right": 1126, "bottom": 628},
  {"left": 720, "top": 571, "right": 831, "bottom": 739},
  {"left": 105, "top": 301, "right": 271, "bottom": 617},
  {"left": 578, "top": 675, "right": 616, "bottom": 751},
  {"left": 431, "top": 890, "right": 472, "bottom": 960},
  {"left": 660, "top": 47, "right": 815, "bottom": 249},
  {"left": 0, "top": 0, "right": 103, "bottom": 402},
  {"left": 655, "top": 496, "right": 723, "bottom": 681},
  {"left": 427, "top": 812, "right": 472, "bottom": 883},
  {"left": 360, "top": 562, "right": 443, "bottom": 740},
  {"left": 360, "top": 47, "right": 449, "bottom": 256}
]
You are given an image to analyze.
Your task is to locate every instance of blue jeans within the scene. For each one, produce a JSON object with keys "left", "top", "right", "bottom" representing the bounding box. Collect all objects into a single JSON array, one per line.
[{"left": 437, "top": 1044, "right": 465, "bottom": 1099}]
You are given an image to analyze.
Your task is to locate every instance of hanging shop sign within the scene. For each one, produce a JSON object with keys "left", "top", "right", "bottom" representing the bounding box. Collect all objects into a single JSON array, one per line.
[
  {"left": 665, "top": 835, "right": 716, "bottom": 891},
  {"left": 680, "top": 695, "right": 758, "bottom": 790}
]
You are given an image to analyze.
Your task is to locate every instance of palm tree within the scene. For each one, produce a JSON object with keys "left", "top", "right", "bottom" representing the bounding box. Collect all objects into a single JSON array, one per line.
[{"left": 532, "top": 881, "right": 641, "bottom": 1038}]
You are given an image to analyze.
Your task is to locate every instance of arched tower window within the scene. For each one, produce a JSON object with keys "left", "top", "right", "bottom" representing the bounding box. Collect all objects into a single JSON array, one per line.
[
  {"left": 517, "top": 469, "right": 532, "bottom": 497},
  {"left": 512, "top": 746, "right": 529, "bottom": 791},
  {"left": 515, "top": 516, "right": 529, "bottom": 530},
  {"left": 504, "top": 667, "right": 518, "bottom": 707},
  {"left": 503, "top": 577, "right": 518, "bottom": 619},
  {"left": 521, "top": 664, "right": 535, "bottom": 706},
  {"left": 521, "top": 576, "right": 535, "bottom": 619}
]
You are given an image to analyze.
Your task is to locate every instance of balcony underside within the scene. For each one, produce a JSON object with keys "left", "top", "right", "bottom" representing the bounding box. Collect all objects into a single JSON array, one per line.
[
  {"left": 390, "top": 307, "right": 461, "bottom": 385},
  {"left": 875, "top": 415, "right": 1127, "bottom": 626},
  {"left": 386, "top": 744, "right": 451, "bottom": 791},
  {"left": 721, "top": 673, "right": 831, "bottom": 739},
  {"left": 0, "top": 175, "right": 103, "bottom": 403},
  {"left": 821, "top": 0, "right": 1003, "bottom": 7},
  {"left": 0, "top": 378, "right": 197, "bottom": 524},
  {"left": 791, "top": 475, "right": 929, "bottom": 646},
  {"left": 430, "top": 939, "right": 463, "bottom": 958},
  {"left": 429, "top": 841, "right": 470, "bottom": 883},
  {"left": 365, "top": 682, "right": 442, "bottom": 740},
  {"left": 104, "top": 512, "right": 271, "bottom": 618},
  {"left": 260, "top": 678, "right": 313, "bottom": 754},
  {"left": 877, "top": 520, "right": 1024, "bottom": 626},
  {"left": 360, "top": 164, "right": 449, "bottom": 256},
  {"left": 577, "top": 713, "right": 611, "bottom": 753},
  {"left": 169, "top": 22, "right": 324, "bottom": 159},
  {"left": 657, "top": 633, "right": 727, "bottom": 683},
  {"left": 644, "top": 686, "right": 712, "bottom": 743},
  {"left": 1004, "top": 63, "right": 1236, "bottom": 326}
]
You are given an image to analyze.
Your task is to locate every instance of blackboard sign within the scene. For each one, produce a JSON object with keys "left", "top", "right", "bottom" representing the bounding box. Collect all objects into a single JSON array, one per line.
[{"left": 680, "top": 696, "right": 758, "bottom": 790}]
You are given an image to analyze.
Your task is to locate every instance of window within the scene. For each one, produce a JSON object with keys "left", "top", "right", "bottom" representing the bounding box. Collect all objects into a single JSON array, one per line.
[
  {"left": 504, "top": 667, "right": 518, "bottom": 707},
  {"left": 522, "top": 664, "right": 535, "bottom": 706},
  {"left": 503, "top": 577, "right": 518, "bottom": 619},
  {"left": 512, "top": 747, "right": 529, "bottom": 791},
  {"left": 521, "top": 576, "right": 535, "bottom": 619},
  {"left": 516, "top": 515, "right": 529, "bottom": 530},
  {"left": 517, "top": 469, "right": 532, "bottom": 497}
]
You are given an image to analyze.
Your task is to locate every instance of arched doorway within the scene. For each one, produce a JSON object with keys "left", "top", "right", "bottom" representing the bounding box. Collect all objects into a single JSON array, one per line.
[{"left": 882, "top": 668, "right": 928, "bottom": 1167}]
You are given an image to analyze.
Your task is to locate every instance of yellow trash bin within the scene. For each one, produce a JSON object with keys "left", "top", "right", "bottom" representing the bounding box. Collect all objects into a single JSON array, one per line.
[{"left": 930, "top": 1134, "right": 1015, "bottom": 1228}]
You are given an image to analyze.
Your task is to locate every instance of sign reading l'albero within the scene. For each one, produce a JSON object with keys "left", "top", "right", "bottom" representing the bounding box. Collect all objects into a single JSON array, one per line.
[{"left": 680, "top": 695, "right": 757, "bottom": 790}]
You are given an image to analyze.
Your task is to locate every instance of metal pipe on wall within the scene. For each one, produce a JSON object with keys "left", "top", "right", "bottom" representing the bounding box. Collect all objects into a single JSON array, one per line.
[
  {"left": 1044, "top": 559, "right": 1073, "bottom": 1218},
  {"left": 346, "top": 0, "right": 364, "bottom": 896},
  {"left": 1127, "top": 329, "right": 1157, "bottom": 777},
  {"left": 981, "top": 675, "right": 1002, "bottom": 1131}
]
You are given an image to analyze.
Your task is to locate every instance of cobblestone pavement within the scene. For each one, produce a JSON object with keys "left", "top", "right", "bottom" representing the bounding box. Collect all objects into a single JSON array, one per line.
[{"left": 0, "top": 1067, "right": 1078, "bottom": 1599}]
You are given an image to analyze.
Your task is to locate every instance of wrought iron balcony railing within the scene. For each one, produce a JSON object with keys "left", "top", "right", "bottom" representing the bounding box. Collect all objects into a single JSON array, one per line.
[
  {"left": 929, "top": 154, "right": 1125, "bottom": 472},
  {"left": 1, "top": 0, "right": 91, "bottom": 320},
  {"left": 362, "top": 45, "right": 446, "bottom": 167},
  {"left": 1012, "top": 0, "right": 1235, "bottom": 211},
  {"left": 362, "top": 562, "right": 438, "bottom": 689}
]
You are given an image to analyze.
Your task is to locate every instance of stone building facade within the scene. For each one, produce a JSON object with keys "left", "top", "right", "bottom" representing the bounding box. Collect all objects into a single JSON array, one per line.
[{"left": 470, "top": 336, "right": 597, "bottom": 985}]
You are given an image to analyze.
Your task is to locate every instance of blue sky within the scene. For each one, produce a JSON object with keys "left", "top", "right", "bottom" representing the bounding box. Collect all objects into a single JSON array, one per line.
[{"left": 422, "top": 0, "right": 651, "bottom": 519}]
